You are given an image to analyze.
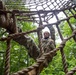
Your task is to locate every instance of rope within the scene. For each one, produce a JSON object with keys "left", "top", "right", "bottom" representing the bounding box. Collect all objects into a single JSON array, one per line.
[
  {"left": 60, "top": 42, "right": 68, "bottom": 73},
  {"left": 12, "top": 32, "right": 76, "bottom": 75},
  {"left": 0, "top": 16, "right": 75, "bottom": 75},
  {"left": 0, "top": 1, "right": 76, "bottom": 75},
  {"left": 0, "top": 25, "right": 44, "bottom": 42},
  {"left": 0, "top": 18, "right": 75, "bottom": 75},
  {"left": 0, "top": 7, "right": 76, "bottom": 14},
  {"left": 4, "top": 39, "right": 11, "bottom": 75},
  {"left": 66, "top": 67, "right": 76, "bottom": 75}
]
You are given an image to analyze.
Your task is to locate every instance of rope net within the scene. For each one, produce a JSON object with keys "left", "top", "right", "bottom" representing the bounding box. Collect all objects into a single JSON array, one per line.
[
  {"left": 4, "top": 0, "right": 76, "bottom": 25},
  {"left": 0, "top": 0, "right": 76, "bottom": 75}
]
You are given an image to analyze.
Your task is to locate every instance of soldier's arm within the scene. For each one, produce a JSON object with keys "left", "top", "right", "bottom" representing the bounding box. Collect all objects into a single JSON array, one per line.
[{"left": 48, "top": 39, "right": 55, "bottom": 50}]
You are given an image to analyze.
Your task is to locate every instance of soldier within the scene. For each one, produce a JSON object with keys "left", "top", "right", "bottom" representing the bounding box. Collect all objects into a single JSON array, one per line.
[
  {"left": 41, "top": 31, "right": 55, "bottom": 53},
  {"left": 41, "top": 31, "right": 56, "bottom": 67}
]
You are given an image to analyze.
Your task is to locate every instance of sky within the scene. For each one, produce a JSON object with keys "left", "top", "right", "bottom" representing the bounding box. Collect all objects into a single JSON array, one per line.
[{"left": 23, "top": 0, "right": 72, "bottom": 43}]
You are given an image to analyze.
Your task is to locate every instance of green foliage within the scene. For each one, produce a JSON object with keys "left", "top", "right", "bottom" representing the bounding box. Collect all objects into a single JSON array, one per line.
[
  {"left": 40, "top": 11, "right": 76, "bottom": 75},
  {"left": 0, "top": 40, "right": 7, "bottom": 75},
  {"left": 5, "top": 0, "right": 26, "bottom": 10},
  {"left": 0, "top": 1, "right": 76, "bottom": 75},
  {"left": 17, "top": 21, "right": 38, "bottom": 44},
  {"left": 0, "top": 0, "right": 37, "bottom": 74},
  {"left": 10, "top": 41, "right": 35, "bottom": 73},
  {"left": 18, "top": 21, "right": 36, "bottom": 32}
]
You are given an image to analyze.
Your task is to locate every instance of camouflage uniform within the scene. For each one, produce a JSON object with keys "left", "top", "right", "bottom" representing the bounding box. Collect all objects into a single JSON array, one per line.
[
  {"left": 41, "top": 37, "right": 55, "bottom": 53},
  {"left": 48, "top": 26, "right": 56, "bottom": 46},
  {"left": 41, "top": 37, "right": 56, "bottom": 67},
  {"left": 26, "top": 36, "right": 40, "bottom": 59}
]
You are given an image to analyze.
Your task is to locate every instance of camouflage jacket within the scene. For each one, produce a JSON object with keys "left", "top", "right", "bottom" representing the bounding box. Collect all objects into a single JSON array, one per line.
[{"left": 41, "top": 37, "right": 55, "bottom": 53}]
